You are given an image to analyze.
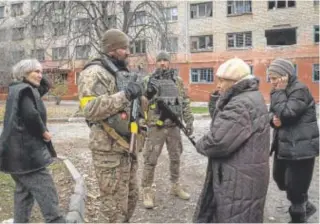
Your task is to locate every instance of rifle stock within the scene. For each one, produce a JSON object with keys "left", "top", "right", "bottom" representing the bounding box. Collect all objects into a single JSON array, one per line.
[{"left": 157, "top": 100, "right": 196, "bottom": 146}]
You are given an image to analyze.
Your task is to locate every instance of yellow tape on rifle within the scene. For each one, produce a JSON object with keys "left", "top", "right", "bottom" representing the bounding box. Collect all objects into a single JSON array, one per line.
[
  {"left": 156, "top": 120, "right": 164, "bottom": 126},
  {"left": 150, "top": 103, "right": 156, "bottom": 109},
  {"left": 80, "top": 96, "right": 96, "bottom": 110},
  {"left": 131, "top": 122, "right": 138, "bottom": 134}
]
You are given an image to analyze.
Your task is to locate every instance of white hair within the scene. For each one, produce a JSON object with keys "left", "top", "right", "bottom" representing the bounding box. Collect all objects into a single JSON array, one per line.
[{"left": 11, "top": 59, "right": 42, "bottom": 82}]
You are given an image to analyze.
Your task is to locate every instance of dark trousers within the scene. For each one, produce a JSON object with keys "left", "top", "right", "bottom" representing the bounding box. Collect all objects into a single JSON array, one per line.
[
  {"left": 272, "top": 156, "right": 315, "bottom": 204},
  {"left": 11, "top": 168, "right": 66, "bottom": 223}
]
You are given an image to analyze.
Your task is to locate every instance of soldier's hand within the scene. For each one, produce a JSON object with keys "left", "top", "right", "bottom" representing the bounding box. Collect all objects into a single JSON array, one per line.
[
  {"left": 146, "top": 78, "right": 160, "bottom": 100},
  {"left": 124, "top": 82, "right": 143, "bottom": 101}
]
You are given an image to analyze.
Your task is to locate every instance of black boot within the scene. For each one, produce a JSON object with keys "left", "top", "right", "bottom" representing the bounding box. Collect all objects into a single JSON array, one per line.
[
  {"left": 305, "top": 201, "right": 317, "bottom": 221},
  {"left": 289, "top": 203, "right": 307, "bottom": 223}
]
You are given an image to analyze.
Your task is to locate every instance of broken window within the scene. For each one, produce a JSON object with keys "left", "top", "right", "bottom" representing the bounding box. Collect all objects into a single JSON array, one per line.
[
  {"left": 227, "top": 32, "right": 252, "bottom": 48},
  {"left": 268, "top": 0, "right": 295, "bottom": 9},
  {"left": 227, "top": 0, "right": 252, "bottom": 15},
  {"left": 190, "top": 35, "right": 213, "bottom": 52},
  {"left": 190, "top": 2, "right": 212, "bottom": 19},
  {"left": 265, "top": 28, "right": 296, "bottom": 46}
]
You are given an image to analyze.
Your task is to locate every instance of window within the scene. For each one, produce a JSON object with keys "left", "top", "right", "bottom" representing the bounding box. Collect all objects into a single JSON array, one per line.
[
  {"left": 31, "top": 1, "right": 40, "bottom": 11},
  {"left": 162, "top": 37, "right": 178, "bottom": 53},
  {"left": 11, "top": 50, "right": 25, "bottom": 61},
  {"left": 315, "top": 0, "right": 320, "bottom": 6},
  {"left": 190, "top": 2, "right": 212, "bottom": 19},
  {"left": 227, "top": 32, "right": 252, "bottom": 49},
  {"left": 31, "top": 49, "right": 45, "bottom": 61},
  {"left": 31, "top": 25, "right": 44, "bottom": 38},
  {"left": 53, "top": 1, "right": 65, "bottom": 10},
  {"left": 52, "top": 47, "right": 67, "bottom": 60},
  {"left": 313, "top": 64, "right": 319, "bottom": 82},
  {"left": 265, "top": 28, "right": 296, "bottom": 46},
  {"left": 74, "top": 18, "right": 90, "bottom": 33},
  {"left": 190, "top": 35, "right": 213, "bottom": 52},
  {"left": 0, "top": 29, "right": 6, "bottom": 42},
  {"left": 227, "top": 0, "right": 252, "bottom": 15},
  {"left": 134, "top": 11, "right": 147, "bottom": 26},
  {"left": 0, "top": 6, "right": 4, "bottom": 18},
  {"left": 164, "top": 7, "right": 178, "bottom": 21},
  {"left": 268, "top": 0, "right": 295, "bottom": 9},
  {"left": 130, "top": 40, "right": 146, "bottom": 54},
  {"left": 314, "top": 25, "right": 319, "bottom": 43},
  {"left": 12, "top": 27, "right": 24, "bottom": 41},
  {"left": 11, "top": 3, "right": 23, "bottom": 17},
  {"left": 75, "top": 45, "right": 90, "bottom": 59},
  {"left": 106, "top": 15, "right": 117, "bottom": 28},
  {"left": 53, "top": 22, "right": 66, "bottom": 36},
  {"left": 249, "top": 65, "right": 253, "bottom": 74},
  {"left": 191, "top": 68, "right": 214, "bottom": 83}
]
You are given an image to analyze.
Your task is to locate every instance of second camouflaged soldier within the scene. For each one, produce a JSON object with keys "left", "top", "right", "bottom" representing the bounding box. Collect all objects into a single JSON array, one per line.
[
  {"left": 141, "top": 51, "right": 194, "bottom": 209},
  {"left": 78, "top": 29, "right": 144, "bottom": 222}
]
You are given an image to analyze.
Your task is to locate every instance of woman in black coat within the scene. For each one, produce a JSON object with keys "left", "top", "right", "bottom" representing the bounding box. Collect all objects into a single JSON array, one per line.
[
  {"left": 268, "top": 58, "right": 319, "bottom": 223},
  {"left": 0, "top": 59, "right": 66, "bottom": 223},
  {"left": 194, "top": 58, "right": 270, "bottom": 223}
]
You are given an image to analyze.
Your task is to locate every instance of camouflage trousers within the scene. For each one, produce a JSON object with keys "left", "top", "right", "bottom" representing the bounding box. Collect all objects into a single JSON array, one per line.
[
  {"left": 91, "top": 150, "right": 138, "bottom": 223},
  {"left": 141, "top": 126, "right": 183, "bottom": 187}
]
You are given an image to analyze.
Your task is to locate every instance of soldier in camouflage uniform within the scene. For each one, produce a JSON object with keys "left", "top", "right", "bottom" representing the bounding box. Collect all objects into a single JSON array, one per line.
[
  {"left": 141, "top": 51, "right": 194, "bottom": 209},
  {"left": 77, "top": 29, "right": 145, "bottom": 222}
]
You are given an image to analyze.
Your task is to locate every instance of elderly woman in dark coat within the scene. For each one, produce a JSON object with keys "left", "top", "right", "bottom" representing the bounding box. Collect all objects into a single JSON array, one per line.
[
  {"left": 268, "top": 58, "right": 319, "bottom": 223},
  {"left": 193, "top": 58, "right": 270, "bottom": 223},
  {"left": 0, "top": 59, "right": 66, "bottom": 223}
]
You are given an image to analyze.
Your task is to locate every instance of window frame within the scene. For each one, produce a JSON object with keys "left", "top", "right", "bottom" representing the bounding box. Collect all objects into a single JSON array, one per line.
[
  {"left": 130, "top": 39, "right": 146, "bottom": 54},
  {"left": 12, "top": 27, "right": 25, "bottom": 41},
  {"left": 190, "top": 68, "right": 214, "bottom": 84},
  {"left": 31, "top": 49, "right": 45, "bottom": 61},
  {"left": 190, "top": 2, "right": 213, "bottom": 19},
  {"left": 75, "top": 45, "right": 90, "bottom": 59},
  {"left": 190, "top": 35, "right": 213, "bottom": 52},
  {"left": 164, "top": 7, "right": 178, "bottom": 22},
  {"left": 268, "top": 0, "right": 296, "bottom": 10},
  {"left": 0, "top": 6, "right": 5, "bottom": 18},
  {"left": 227, "top": 0, "right": 252, "bottom": 16},
  {"left": 227, "top": 31, "right": 252, "bottom": 49},
  {"left": 52, "top": 47, "right": 67, "bottom": 61},
  {"left": 314, "top": 25, "right": 319, "bottom": 44},
  {"left": 313, "top": 64, "right": 319, "bottom": 82},
  {"left": 11, "top": 3, "right": 24, "bottom": 17}
]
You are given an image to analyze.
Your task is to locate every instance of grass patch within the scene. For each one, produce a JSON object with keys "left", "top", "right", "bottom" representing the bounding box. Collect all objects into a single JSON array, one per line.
[{"left": 191, "top": 107, "right": 208, "bottom": 114}]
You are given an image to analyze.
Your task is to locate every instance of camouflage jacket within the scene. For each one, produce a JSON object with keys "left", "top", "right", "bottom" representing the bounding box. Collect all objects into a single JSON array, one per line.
[
  {"left": 143, "top": 72, "right": 194, "bottom": 127},
  {"left": 78, "top": 64, "right": 131, "bottom": 153}
]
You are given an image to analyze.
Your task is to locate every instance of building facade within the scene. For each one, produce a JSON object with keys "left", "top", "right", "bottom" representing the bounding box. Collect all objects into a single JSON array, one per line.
[{"left": 0, "top": 0, "right": 319, "bottom": 102}]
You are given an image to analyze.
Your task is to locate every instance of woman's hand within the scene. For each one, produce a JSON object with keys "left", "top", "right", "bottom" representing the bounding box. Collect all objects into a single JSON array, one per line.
[{"left": 43, "top": 131, "right": 52, "bottom": 142}]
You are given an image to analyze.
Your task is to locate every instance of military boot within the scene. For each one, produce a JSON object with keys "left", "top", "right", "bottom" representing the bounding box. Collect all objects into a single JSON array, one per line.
[
  {"left": 171, "top": 183, "right": 190, "bottom": 200},
  {"left": 143, "top": 187, "right": 154, "bottom": 209}
]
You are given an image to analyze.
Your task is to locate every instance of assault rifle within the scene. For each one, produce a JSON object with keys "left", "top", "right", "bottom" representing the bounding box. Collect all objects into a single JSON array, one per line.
[{"left": 157, "top": 100, "right": 196, "bottom": 147}]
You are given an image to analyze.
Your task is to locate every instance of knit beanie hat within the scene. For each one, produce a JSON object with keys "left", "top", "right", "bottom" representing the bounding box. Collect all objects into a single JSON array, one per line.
[
  {"left": 268, "top": 58, "right": 295, "bottom": 77},
  {"left": 216, "top": 58, "right": 251, "bottom": 81},
  {"left": 101, "top": 29, "right": 129, "bottom": 53},
  {"left": 156, "top": 51, "right": 170, "bottom": 62}
]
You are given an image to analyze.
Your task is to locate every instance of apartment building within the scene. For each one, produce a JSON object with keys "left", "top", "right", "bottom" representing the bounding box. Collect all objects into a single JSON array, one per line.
[
  {"left": 129, "top": 0, "right": 319, "bottom": 102},
  {"left": 0, "top": 0, "right": 319, "bottom": 102}
]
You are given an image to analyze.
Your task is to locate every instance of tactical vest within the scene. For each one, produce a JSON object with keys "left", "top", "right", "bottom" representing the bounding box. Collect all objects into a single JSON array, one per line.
[
  {"left": 153, "top": 69, "right": 182, "bottom": 117},
  {"left": 84, "top": 56, "right": 139, "bottom": 139}
]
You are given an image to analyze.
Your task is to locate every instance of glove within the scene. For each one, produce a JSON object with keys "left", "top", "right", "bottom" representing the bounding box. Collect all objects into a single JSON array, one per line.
[
  {"left": 124, "top": 82, "right": 143, "bottom": 101},
  {"left": 146, "top": 78, "right": 160, "bottom": 100},
  {"left": 185, "top": 123, "right": 194, "bottom": 136}
]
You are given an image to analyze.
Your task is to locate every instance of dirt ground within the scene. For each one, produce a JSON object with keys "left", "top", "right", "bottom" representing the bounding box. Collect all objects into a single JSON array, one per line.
[{"left": 47, "top": 119, "right": 319, "bottom": 223}]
